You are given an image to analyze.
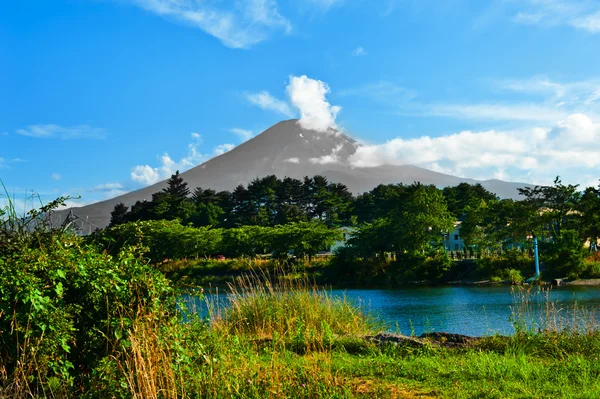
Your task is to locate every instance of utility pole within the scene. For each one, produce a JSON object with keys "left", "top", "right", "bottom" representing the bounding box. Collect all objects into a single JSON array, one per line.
[{"left": 534, "top": 236, "right": 540, "bottom": 278}]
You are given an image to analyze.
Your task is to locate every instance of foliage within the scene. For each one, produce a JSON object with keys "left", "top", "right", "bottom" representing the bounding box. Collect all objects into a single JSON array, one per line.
[
  {"left": 0, "top": 197, "right": 176, "bottom": 397},
  {"left": 93, "top": 219, "right": 223, "bottom": 261},
  {"left": 268, "top": 221, "right": 343, "bottom": 261},
  {"left": 94, "top": 219, "right": 342, "bottom": 264},
  {"left": 541, "top": 229, "right": 588, "bottom": 279}
]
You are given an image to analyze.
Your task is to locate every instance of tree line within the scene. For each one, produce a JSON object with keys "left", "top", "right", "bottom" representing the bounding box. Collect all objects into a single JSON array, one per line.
[
  {"left": 109, "top": 171, "right": 499, "bottom": 228},
  {"left": 107, "top": 172, "right": 600, "bottom": 279}
]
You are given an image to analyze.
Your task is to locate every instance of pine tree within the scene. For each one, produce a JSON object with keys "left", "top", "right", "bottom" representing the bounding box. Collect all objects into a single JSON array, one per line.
[
  {"left": 109, "top": 203, "right": 129, "bottom": 226},
  {"left": 163, "top": 171, "right": 190, "bottom": 199}
]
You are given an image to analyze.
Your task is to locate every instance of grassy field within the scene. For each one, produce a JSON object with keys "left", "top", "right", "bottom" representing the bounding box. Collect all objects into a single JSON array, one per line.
[{"left": 103, "top": 276, "right": 600, "bottom": 399}]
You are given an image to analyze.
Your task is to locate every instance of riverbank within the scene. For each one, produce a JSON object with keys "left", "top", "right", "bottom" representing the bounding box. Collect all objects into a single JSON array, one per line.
[
  {"left": 160, "top": 257, "right": 600, "bottom": 289},
  {"left": 4, "top": 251, "right": 600, "bottom": 398}
]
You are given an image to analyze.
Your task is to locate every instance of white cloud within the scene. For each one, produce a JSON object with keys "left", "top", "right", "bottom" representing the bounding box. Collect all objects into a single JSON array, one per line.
[
  {"left": 352, "top": 47, "right": 367, "bottom": 56},
  {"left": 512, "top": 0, "right": 600, "bottom": 33},
  {"left": 348, "top": 113, "right": 600, "bottom": 186},
  {"left": 309, "top": 143, "right": 344, "bottom": 164},
  {"left": 128, "top": 0, "right": 291, "bottom": 48},
  {"left": 51, "top": 173, "right": 61, "bottom": 181},
  {"left": 243, "top": 75, "right": 341, "bottom": 132},
  {"left": 230, "top": 128, "right": 255, "bottom": 141},
  {"left": 286, "top": 75, "right": 341, "bottom": 132},
  {"left": 213, "top": 143, "right": 236, "bottom": 155},
  {"left": 244, "top": 91, "right": 294, "bottom": 117},
  {"left": 284, "top": 157, "right": 300, "bottom": 163},
  {"left": 130, "top": 133, "right": 235, "bottom": 186},
  {"left": 16, "top": 124, "right": 106, "bottom": 139},
  {"left": 131, "top": 165, "right": 161, "bottom": 186}
]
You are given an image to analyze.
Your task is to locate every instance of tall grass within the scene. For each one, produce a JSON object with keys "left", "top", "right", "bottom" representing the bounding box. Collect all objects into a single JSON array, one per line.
[
  {"left": 510, "top": 285, "right": 599, "bottom": 334},
  {"left": 212, "top": 271, "right": 380, "bottom": 351}
]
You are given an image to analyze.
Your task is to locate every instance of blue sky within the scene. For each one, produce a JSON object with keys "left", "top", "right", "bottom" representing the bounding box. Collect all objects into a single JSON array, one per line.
[{"left": 2, "top": 0, "right": 600, "bottom": 207}]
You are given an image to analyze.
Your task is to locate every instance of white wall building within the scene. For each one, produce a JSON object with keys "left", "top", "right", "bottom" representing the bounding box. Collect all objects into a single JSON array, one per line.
[{"left": 444, "top": 221, "right": 465, "bottom": 252}]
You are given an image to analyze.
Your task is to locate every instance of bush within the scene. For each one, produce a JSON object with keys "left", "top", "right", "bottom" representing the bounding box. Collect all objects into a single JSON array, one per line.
[
  {"left": 0, "top": 232, "right": 176, "bottom": 396},
  {"left": 92, "top": 220, "right": 223, "bottom": 262},
  {"left": 541, "top": 230, "right": 587, "bottom": 279}
]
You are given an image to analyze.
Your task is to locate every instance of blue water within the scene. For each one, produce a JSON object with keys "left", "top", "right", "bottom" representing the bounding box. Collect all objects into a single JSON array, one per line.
[{"left": 182, "top": 285, "right": 600, "bottom": 336}]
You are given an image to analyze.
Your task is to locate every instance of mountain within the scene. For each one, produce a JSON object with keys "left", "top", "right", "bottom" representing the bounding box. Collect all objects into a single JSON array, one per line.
[{"left": 54, "top": 119, "right": 532, "bottom": 231}]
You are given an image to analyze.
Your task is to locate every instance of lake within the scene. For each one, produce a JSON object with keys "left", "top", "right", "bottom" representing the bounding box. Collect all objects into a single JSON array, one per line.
[{"left": 182, "top": 285, "right": 600, "bottom": 337}]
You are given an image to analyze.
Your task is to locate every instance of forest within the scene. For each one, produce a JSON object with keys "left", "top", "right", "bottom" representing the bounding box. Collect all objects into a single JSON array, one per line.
[{"left": 102, "top": 172, "right": 600, "bottom": 282}]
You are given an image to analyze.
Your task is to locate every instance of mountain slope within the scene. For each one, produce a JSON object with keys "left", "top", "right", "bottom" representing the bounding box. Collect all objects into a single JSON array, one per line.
[{"left": 56, "top": 119, "right": 532, "bottom": 231}]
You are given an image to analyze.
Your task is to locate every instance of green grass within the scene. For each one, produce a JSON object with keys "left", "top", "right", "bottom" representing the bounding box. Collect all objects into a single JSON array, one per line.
[
  {"left": 4, "top": 244, "right": 600, "bottom": 398},
  {"left": 98, "top": 275, "right": 600, "bottom": 399}
]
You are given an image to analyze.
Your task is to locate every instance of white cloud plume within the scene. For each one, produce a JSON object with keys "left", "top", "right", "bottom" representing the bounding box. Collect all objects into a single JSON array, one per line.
[
  {"left": 244, "top": 91, "right": 294, "bottom": 117},
  {"left": 128, "top": 0, "right": 291, "bottom": 48},
  {"left": 512, "top": 0, "right": 600, "bottom": 33},
  {"left": 352, "top": 47, "right": 367, "bottom": 56},
  {"left": 230, "top": 128, "right": 255, "bottom": 141},
  {"left": 348, "top": 113, "right": 600, "bottom": 186},
  {"left": 243, "top": 75, "right": 341, "bottom": 132},
  {"left": 51, "top": 173, "right": 62, "bottom": 181},
  {"left": 16, "top": 124, "right": 106, "bottom": 139},
  {"left": 286, "top": 75, "right": 341, "bottom": 132},
  {"left": 130, "top": 133, "right": 236, "bottom": 186},
  {"left": 284, "top": 157, "right": 300, "bottom": 163}
]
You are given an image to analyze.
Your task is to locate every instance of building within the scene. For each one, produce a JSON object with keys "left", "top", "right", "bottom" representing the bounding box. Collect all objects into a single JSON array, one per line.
[{"left": 443, "top": 221, "right": 465, "bottom": 252}]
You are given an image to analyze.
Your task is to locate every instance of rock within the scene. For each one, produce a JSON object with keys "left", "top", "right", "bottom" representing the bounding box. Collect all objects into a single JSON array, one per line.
[{"left": 364, "top": 333, "right": 427, "bottom": 348}]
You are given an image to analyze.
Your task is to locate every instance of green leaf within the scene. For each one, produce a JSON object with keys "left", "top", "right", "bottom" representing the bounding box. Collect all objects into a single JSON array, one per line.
[{"left": 55, "top": 282, "right": 64, "bottom": 297}]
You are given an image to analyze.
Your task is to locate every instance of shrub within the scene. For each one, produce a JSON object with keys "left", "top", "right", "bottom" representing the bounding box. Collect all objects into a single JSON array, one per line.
[{"left": 0, "top": 231, "right": 175, "bottom": 396}]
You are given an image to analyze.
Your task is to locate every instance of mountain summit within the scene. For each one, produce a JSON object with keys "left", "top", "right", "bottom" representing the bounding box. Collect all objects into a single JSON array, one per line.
[{"left": 57, "top": 119, "right": 530, "bottom": 230}]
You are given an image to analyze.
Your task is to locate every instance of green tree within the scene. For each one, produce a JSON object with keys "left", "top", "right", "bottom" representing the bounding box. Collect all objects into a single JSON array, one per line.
[
  {"left": 390, "top": 184, "right": 455, "bottom": 256},
  {"left": 442, "top": 183, "right": 498, "bottom": 219},
  {"left": 578, "top": 184, "right": 600, "bottom": 251},
  {"left": 518, "top": 176, "right": 581, "bottom": 239},
  {"left": 269, "top": 222, "right": 343, "bottom": 262},
  {"left": 109, "top": 203, "right": 129, "bottom": 227},
  {"left": 163, "top": 170, "right": 191, "bottom": 198}
]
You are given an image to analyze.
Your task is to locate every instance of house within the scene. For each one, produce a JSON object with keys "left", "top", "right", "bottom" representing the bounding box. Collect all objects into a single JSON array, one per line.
[{"left": 443, "top": 221, "right": 465, "bottom": 252}]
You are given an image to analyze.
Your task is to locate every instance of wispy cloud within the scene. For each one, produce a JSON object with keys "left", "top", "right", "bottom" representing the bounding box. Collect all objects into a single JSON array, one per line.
[
  {"left": 51, "top": 173, "right": 61, "bottom": 181},
  {"left": 424, "top": 102, "right": 570, "bottom": 123},
  {"left": 352, "top": 47, "right": 367, "bottom": 56},
  {"left": 131, "top": 132, "right": 236, "bottom": 186},
  {"left": 342, "top": 75, "right": 600, "bottom": 123},
  {"left": 495, "top": 75, "right": 600, "bottom": 105},
  {"left": 0, "top": 157, "right": 25, "bottom": 168},
  {"left": 339, "top": 81, "right": 418, "bottom": 103},
  {"left": 230, "top": 128, "right": 255, "bottom": 141},
  {"left": 302, "top": 0, "right": 345, "bottom": 11},
  {"left": 126, "top": 0, "right": 291, "bottom": 48},
  {"left": 512, "top": 0, "right": 600, "bottom": 33},
  {"left": 243, "top": 91, "right": 295, "bottom": 117},
  {"left": 16, "top": 124, "right": 106, "bottom": 139}
]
